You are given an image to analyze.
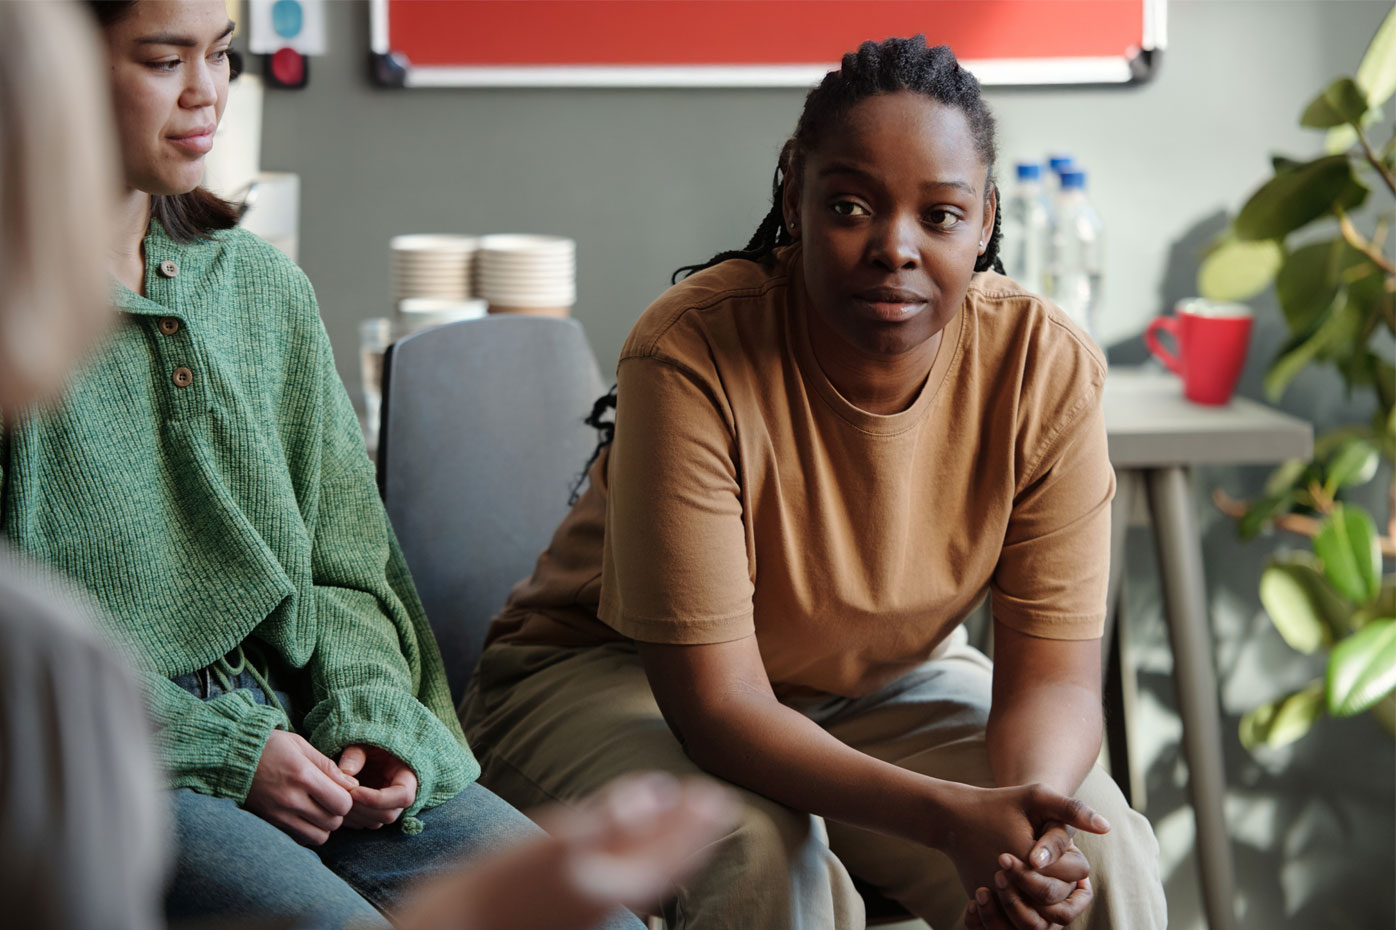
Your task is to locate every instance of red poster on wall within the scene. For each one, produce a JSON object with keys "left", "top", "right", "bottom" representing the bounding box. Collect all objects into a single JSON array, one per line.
[{"left": 369, "top": 0, "right": 1165, "bottom": 88}]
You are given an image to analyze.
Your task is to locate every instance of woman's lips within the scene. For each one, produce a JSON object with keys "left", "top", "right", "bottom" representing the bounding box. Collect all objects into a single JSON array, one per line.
[
  {"left": 168, "top": 130, "right": 214, "bottom": 154},
  {"left": 852, "top": 288, "right": 928, "bottom": 322}
]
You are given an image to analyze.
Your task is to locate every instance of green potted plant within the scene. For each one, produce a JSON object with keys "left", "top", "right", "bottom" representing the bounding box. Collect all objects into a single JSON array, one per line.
[{"left": 1198, "top": 4, "right": 1396, "bottom": 750}]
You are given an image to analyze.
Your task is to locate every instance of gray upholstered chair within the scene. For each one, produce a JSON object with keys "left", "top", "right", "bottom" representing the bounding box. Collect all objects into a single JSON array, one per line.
[{"left": 377, "top": 314, "right": 605, "bottom": 703}]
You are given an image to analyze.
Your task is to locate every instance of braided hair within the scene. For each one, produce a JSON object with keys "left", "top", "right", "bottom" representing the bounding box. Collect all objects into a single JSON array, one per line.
[{"left": 572, "top": 37, "right": 1002, "bottom": 502}]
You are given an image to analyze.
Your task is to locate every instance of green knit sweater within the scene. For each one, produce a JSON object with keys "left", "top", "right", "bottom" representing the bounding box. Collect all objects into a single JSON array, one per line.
[{"left": 0, "top": 220, "right": 478, "bottom": 832}]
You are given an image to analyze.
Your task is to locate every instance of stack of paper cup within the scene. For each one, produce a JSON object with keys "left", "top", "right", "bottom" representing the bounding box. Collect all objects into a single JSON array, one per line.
[
  {"left": 476, "top": 235, "right": 576, "bottom": 317},
  {"left": 391, "top": 235, "right": 478, "bottom": 303}
]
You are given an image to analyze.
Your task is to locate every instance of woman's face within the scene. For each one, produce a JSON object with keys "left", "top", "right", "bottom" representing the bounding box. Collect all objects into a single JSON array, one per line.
[
  {"left": 102, "top": 0, "right": 233, "bottom": 195},
  {"left": 786, "top": 92, "right": 995, "bottom": 358}
]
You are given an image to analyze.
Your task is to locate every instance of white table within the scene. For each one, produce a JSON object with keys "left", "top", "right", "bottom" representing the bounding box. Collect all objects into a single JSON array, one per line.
[{"left": 1102, "top": 368, "right": 1314, "bottom": 930}]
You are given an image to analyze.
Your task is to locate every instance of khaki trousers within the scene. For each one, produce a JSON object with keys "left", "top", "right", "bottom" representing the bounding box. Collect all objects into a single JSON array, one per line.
[{"left": 459, "top": 627, "right": 1165, "bottom": 930}]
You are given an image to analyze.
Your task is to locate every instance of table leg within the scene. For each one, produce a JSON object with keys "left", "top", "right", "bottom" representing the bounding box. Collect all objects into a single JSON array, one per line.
[
  {"left": 1104, "top": 470, "right": 1137, "bottom": 677},
  {"left": 1144, "top": 466, "right": 1237, "bottom": 930},
  {"left": 1104, "top": 470, "right": 1141, "bottom": 807}
]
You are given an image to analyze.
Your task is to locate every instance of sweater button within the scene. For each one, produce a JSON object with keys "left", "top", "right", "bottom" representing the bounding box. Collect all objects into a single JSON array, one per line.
[
  {"left": 159, "top": 260, "right": 179, "bottom": 278},
  {"left": 158, "top": 317, "right": 181, "bottom": 336},
  {"left": 172, "top": 366, "right": 194, "bottom": 388}
]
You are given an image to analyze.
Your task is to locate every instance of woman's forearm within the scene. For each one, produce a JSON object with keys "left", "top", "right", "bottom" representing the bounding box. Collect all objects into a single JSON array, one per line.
[
  {"left": 670, "top": 687, "right": 960, "bottom": 849},
  {"left": 986, "top": 679, "right": 1102, "bottom": 796},
  {"left": 985, "top": 624, "right": 1105, "bottom": 797}
]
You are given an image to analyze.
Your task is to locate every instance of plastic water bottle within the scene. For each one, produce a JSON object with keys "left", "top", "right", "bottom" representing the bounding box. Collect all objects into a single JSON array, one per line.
[
  {"left": 1045, "top": 168, "right": 1103, "bottom": 339},
  {"left": 1047, "top": 153, "right": 1074, "bottom": 191},
  {"left": 1001, "top": 162, "right": 1052, "bottom": 295}
]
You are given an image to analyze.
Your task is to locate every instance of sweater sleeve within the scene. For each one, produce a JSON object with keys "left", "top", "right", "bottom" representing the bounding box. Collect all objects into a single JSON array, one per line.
[
  {"left": 298, "top": 317, "right": 478, "bottom": 833},
  {"left": 143, "top": 671, "right": 287, "bottom": 803}
]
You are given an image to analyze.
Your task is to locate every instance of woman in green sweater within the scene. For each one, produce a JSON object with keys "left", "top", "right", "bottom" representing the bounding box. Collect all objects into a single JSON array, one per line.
[{"left": 0, "top": 2, "right": 644, "bottom": 927}]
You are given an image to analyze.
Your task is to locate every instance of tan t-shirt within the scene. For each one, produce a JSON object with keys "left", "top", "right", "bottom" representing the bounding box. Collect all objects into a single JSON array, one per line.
[{"left": 485, "top": 246, "right": 1113, "bottom": 698}]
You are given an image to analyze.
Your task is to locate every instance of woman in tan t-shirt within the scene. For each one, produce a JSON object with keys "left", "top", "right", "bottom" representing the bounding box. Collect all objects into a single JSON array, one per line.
[{"left": 462, "top": 37, "right": 1165, "bottom": 930}]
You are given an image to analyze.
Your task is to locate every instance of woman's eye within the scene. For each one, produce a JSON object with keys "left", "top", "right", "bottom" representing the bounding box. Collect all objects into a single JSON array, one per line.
[
  {"left": 210, "top": 47, "right": 230, "bottom": 63},
  {"left": 830, "top": 201, "right": 870, "bottom": 217},
  {"left": 926, "top": 210, "right": 961, "bottom": 229},
  {"left": 146, "top": 59, "right": 181, "bottom": 72}
]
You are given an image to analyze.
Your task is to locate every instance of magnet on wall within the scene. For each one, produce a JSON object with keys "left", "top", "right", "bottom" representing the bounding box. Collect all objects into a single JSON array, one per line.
[{"left": 265, "top": 47, "right": 308, "bottom": 89}]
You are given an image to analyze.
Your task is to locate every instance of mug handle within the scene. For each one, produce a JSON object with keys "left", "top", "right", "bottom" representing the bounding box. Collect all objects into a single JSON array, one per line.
[{"left": 1145, "top": 316, "right": 1184, "bottom": 375}]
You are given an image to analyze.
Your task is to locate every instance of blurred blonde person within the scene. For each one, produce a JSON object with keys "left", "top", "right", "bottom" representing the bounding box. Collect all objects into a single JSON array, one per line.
[
  {"left": 0, "top": 3, "right": 733, "bottom": 930},
  {"left": 0, "top": 2, "right": 164, "bottom": 929}
]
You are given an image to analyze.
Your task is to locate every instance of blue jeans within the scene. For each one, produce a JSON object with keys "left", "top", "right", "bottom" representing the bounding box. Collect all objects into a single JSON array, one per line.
[{"left": 167, "top": 665, "right": 644, "bottom": 930}]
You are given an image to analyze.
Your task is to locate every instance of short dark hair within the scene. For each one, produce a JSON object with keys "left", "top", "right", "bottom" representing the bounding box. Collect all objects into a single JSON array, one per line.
[
  {"left": 85, "top": 0, "right": 240, "bottom": 244},
  {"left": 673, "top": 36, "right": 1003, "bottom": 282}
]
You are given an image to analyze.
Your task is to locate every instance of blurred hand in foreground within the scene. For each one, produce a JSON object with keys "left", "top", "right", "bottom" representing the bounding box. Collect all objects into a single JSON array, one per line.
[{"left": 399, "top": 772, "right": 738, "bottom": 930}]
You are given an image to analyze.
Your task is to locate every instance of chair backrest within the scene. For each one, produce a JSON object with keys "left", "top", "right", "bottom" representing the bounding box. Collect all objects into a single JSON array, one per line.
[{"left": 377, "top": 315, "right": 606, "bottom": 703}]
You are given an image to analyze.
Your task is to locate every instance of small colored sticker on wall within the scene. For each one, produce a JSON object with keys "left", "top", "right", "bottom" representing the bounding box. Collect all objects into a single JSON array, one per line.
[{"left": 249, "top": 0, "right": 325, "bottom": 55}]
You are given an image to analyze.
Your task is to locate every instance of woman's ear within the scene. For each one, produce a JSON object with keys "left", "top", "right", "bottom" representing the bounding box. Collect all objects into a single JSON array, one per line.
[
  {"left": 979, "top": 184, "right": 998, "bottom": 255},
  {"left": 779, "top": 140, "right": 802, "bottom": 239},
  {"left": 781, "top": 176, "right": 801, "bottom": 239}
]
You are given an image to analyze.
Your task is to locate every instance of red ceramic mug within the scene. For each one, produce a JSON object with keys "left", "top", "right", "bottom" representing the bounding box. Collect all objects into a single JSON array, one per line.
[{"left": 1145, "top": 299, "right": 1254, "bottom": 405}]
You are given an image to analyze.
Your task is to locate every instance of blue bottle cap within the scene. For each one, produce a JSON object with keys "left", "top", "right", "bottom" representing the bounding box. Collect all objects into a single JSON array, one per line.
[
  {"left": 1048, "top": 154, "right": 1074, "bottom": 174},
  {"left": 1015, "top": 162, "right": 1042, "bottom": 180},
  {"left": 1059, "top": 169, "right": 1087, "bottom": 189}
]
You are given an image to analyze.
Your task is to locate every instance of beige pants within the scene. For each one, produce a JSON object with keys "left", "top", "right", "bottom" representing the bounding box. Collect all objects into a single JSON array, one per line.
[{"left": 459, "top": 628, "right": 1165, "bottom": 930}]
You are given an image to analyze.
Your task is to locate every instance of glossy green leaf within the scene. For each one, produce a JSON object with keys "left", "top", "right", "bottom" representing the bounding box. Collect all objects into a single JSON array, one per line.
[
  {"left": 1240, "top": 680, "right": 1326, "bottom": 749},
  {"left": 1338, "top": 348, "right": 1381, "bottom": 394},
  {"left": 1259, "top": 562, "right": 1345, "bottom": 652},
  {"left": 1327, "top": 618, "right": 1396, "bottom": 716},
  {"left": 1198, "top": 238, "right": 1284, "bottom": 301},
  {"left": 1315, "top": 296, "right": 1369, "bottom": 364},
  {"left": 1333, "top": 171, "right": 1371, "bottom": 213},
  {"left": 1314, "top": 503, "right": 1382, "bottom": 603},
  {"left": 1302, "top": 78, "right": 1373, "bottom": 128},
  {"left": 1355, "top": 3, "right": 1396, "bottom": 109},
  {"left": 1346, "top": 264, "right": 1388, "bottom": 316},
  {"left": 1235, "top": 156, "right": 1356, "bottom": 241},
  {"left": 1324, "top": 107, "right": 1385, "bottom": 155},
  {"left": 1264, "top": 458, "right": 1312, "bottom": 496},
  {"left": 1264, "top": 290, "right": 1349, "bottom": 401},
  {"left": 1272, "top": 154, "right": 1303, "bottom": 174},
  {"left": 1323, "top": 438, "right": 1380, "bottom": 494},
  {"left": 1275, "top": 240, "right": 1358, "bottom": 338},
  {"left": 1326, "top": 124, "right": 1358, "bottom": 155},
  {"left": 1239, "top": 490, "right": 1297, "bottom": 540}
]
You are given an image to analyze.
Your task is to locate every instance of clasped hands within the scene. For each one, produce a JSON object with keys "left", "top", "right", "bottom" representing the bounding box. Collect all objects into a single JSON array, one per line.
[
  {"left": 947, "top": 783, "right": 1111, "bottom": 930},
  {"left": 245, "top": 730, "right": 417, "bottom": 846}
]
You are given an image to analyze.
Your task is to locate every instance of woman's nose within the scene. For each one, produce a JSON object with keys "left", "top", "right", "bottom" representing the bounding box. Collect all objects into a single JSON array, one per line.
[
  {"left": 181, "top": 60, "right": 219, "bottom": 109},
  {"left": 868, "top": 213, "right": 920, "bottom": 270}
]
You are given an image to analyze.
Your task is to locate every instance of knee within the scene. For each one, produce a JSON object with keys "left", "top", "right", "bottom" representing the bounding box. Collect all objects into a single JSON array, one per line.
[
  {"left": 1073, "top": 767, "right": 1159, "bottom": 857},
  {"left": 707, "top": 792, "right": 816, "bottom": 881},
  {"left": 1071, "top": 768, "right": 1167, "bottom": 927}
]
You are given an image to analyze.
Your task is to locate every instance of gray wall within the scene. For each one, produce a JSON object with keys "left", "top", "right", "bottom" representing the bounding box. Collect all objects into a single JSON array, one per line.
[{"left": 258, "top": 3, "right": 1394, "bottom": 928}]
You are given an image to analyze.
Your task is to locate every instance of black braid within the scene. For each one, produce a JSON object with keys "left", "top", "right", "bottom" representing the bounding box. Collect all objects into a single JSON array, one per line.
[
  {"left": 568, "top": 384, "right": 617, "bottom": 505},
  {"left": 674, "top": 36, "right": 1002, "bottom": 282},
  {"left": 576, "top": 38, "right": 1004, "bottom": 499}
]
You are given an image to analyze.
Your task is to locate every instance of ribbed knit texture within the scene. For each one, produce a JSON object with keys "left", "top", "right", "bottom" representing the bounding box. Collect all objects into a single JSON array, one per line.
[{"left": 0, "top": 221, "right": 478, "bottom": 831}]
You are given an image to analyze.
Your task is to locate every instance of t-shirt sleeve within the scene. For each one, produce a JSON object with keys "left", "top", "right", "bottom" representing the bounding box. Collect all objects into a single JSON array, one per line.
[
  {"left": 598, "top": 354, "right": 756, "bottom": 644},
  {"left": 991, "top": 385, "right": 1114, "bottom": 639}
]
